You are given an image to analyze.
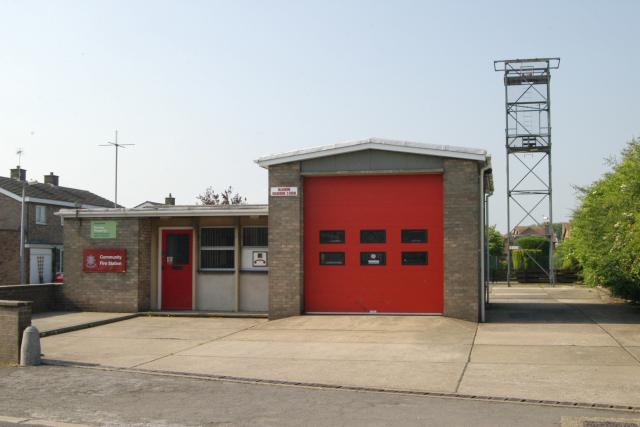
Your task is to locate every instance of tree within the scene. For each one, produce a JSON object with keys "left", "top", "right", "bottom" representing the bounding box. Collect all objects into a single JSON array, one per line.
[
  {"left": 487, "top": 225, "right": 505, "bottom": 257},
  {"left": 569, "top": 137, "right": 640, "bottom": 301},
  {"left": 487, "top": 225, "right": 506, "bottom": 269},
  {"left": 197, "top": 186, "right": 246, "bottom": 205}
]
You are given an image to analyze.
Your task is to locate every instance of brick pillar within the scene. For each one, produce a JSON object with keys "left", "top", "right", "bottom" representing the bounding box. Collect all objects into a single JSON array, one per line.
[
  {"left": 137, "top": 219, "right": 152, "bottom": 311},
  {"left": 443, "top": 159, "right": 480, "bottom": 322},
  {"left": 0, "top": 300, "right": 32, "bottom": 365},
  {"left": 268, "top": 163, "right": 304, "bottom": 320}
]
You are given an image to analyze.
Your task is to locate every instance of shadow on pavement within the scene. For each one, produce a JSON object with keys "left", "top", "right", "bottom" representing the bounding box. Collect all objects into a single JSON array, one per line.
[{"left": 486, "top": 302, "right": 640, "bottom": 325}]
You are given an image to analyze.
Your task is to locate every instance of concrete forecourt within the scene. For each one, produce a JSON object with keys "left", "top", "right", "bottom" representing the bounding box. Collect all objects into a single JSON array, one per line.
[{"left": 25, "top": 284, "right": 640, "bottom": 412}]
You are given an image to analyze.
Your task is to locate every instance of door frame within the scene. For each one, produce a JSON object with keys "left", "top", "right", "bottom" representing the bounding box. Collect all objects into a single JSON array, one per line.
[{"left": 158, "top": 227, "right": 196, "bottom": 310}]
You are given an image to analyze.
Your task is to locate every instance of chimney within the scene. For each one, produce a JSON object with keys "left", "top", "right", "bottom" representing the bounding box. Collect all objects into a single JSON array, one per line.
[
  {"left": 44, "top": 172, "right": 59, "bottom": 186},
  {"left": 165, "top": 193, "right": 175, "bottom": 205},
  {"left": 10, "top": 166, "right": 26, "bottom": 181}
]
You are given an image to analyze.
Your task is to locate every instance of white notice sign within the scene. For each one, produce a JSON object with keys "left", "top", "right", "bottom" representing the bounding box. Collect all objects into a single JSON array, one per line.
[{"left": 271, "top": 187, "right": 298, "bottom": 196}]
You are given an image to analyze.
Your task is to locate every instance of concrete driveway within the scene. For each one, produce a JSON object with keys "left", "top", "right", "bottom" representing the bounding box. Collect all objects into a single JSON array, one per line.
[{"left": 40, "top": 285, "right": 640, "bottom": 407}]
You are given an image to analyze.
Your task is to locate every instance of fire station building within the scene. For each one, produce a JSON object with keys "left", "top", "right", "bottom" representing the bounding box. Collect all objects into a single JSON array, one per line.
[{"left": 58, "top": 138, "right": 492, "bottom": 322}]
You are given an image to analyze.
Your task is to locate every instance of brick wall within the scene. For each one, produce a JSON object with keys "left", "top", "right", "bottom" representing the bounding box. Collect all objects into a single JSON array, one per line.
[
  {"left": 268, "top": 163, "right": 304, "bottom": 320},
  {"left": 27, "top": 203, "right": 63, "bottom": 245},
  {"left": 0, "top": 300, "right": 31, "bottom": 365},
  {"left": 0, "top": 284, "right": 62, "bottom": 313},
  {"left": 62, "top": 217, "right": 151, "bottom": 312},
  {"left": 443, "top": 158, "right": 480, "bottom": 322},
  {"left": 0, "top": 231, "right": 21, "bottom": 285},
  {"left": 0, "top": 194, "right": 21, "bottom": 230},
  {"left": 0, "top": 195, "right": 23, "bottom": 285}
]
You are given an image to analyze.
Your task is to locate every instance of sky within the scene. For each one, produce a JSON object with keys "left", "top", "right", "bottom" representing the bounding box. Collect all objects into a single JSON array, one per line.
[{"left": 1, "top": 0, "right": 639, "bottom": 234}]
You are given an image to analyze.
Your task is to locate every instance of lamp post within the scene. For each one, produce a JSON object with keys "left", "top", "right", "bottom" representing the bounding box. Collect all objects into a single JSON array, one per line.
[
  {"left": 19, "top": 179, "right": 37, "bottom": 284},
  {"left": 19, "top": 181, "right": 26, "bottom": 284}
]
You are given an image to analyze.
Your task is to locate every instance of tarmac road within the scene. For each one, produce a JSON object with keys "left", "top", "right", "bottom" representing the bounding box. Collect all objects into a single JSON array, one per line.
[{"left": 2, "top": 365, "right": 640, "bottom": 427}]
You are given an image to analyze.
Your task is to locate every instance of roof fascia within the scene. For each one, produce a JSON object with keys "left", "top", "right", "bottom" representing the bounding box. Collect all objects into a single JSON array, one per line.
[
  {"left": 0, "top": 187, "right": 22, "bottom": 202},
  {"left": 57, "top": 207, "right": 269, "bottom": 219},
  {"left": 0, "top": 187, "right": 109, "bottom": 208},
  {"left": 24, "top": 197, "right": 110, "bottom": 209},
  {"left": 256, "top": 142, "right": 486, "bottom": 167}
]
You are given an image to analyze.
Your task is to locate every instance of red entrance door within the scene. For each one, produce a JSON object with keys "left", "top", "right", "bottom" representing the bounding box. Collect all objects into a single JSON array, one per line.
[
  {"left": 161, "top": 229, "right": 193, "bottom": 310},
  {"left": 304, "top": 174, "right": 444, "bottom": 314}
]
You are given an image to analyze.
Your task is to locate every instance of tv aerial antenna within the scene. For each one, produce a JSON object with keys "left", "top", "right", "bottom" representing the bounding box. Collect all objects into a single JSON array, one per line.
[
  {"left": 17, "top": 148, "right": 24, "bottom": 168},
  {"left": 100, "top": 131, "right": 134, "bottom": 208}
]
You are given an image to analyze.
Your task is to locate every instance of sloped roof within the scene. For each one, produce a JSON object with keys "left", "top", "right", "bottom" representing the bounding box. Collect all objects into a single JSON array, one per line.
[
  {"left": 0, "top": 176, "right": 119, "bottom": 208},
  {"left": 134, "top": 201, "right": 166, "bottom": 208},
  {"left": 255, "top": 137, "right": 487, "bottom": 167}
]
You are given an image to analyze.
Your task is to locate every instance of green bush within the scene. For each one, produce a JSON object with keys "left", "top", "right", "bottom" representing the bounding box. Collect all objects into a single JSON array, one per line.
[
  {"left": 512, "top": 249, "right": 543, "bottom": 269},
  {"left": 555, "top": 239, "right": 580, "bottom": 270},
  {"left": 512, "top": 236, "right": 549, "bottom": 269},
  {"left": 570, "top": 138, "right": 640, "bottom": 302}
]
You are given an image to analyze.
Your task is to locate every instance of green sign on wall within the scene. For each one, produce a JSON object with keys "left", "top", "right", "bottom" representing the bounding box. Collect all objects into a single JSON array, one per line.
[{"left": 91, "top": 221, "right": 117, "bottom": 239}]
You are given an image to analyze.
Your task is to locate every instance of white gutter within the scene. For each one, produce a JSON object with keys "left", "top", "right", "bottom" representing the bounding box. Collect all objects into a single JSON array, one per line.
[
  {"left": 56, "top": 206, "right": 269, "bottom": 218},
  {"left": 479, "top": 162, "right": 492, "bottom": 323}
]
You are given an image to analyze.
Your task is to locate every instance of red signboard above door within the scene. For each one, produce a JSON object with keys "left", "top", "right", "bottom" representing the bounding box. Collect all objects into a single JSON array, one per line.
[{"left": 82, "top": 248, "right": 126, "bottom": 273}]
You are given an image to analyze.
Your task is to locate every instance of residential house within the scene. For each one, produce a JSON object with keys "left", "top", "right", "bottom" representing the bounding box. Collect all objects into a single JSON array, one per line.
[{"left": 0, "top": 167, "right": 117, "bottom": 284}]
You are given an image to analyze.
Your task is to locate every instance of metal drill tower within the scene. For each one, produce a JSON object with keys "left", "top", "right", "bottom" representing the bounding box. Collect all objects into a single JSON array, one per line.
[{"left": 494, "top": 58, "right": 560, "bottom": 286}]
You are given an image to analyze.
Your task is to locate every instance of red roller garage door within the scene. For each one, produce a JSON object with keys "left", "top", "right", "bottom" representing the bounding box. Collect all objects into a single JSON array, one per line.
[{"left": 304, "top": 174, "right": 444, "bottom": 314}]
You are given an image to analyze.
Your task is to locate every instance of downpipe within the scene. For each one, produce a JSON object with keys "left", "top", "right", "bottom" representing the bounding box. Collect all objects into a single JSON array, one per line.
[{"left": 479, "top": 164, "right": 492, "bottom": 323}]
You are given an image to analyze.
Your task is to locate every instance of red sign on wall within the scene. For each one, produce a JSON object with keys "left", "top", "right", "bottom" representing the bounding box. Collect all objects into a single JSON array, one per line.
[{"left": 82, "top": 249, "right": 126, "bottom": 273}]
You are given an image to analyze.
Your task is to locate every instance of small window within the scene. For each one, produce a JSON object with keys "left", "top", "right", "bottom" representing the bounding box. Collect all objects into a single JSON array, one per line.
[
  {"left": 36, "top": 206, "right": 46, "bottom": 225},
  {"left": 320, "top": 230, "right": 345, "bottom": 244},
  {"left": 320, "top": 252, "right": 345, "bottom": 265},
  {"left": 360, "top": 230, "right": 385, "bottom": 243},
  {"left": 200, "top": 227, "right": 235, "bottom": 270},
  {"left": 201, "top": 250, "right": 235, "bottom": 269},
  {"left": 201, "top": 227, "right": 234, "bottom": 247},
  {"left": 402, "top": 252, "right": 428, "bottom": 265},
  {"left": 166, "top": 234, "right": 190, "bottom": 265},
  {"left": 243, "top": 227, "right": 268, "bottom": 247},
  {"left": 61, "top": 216, "right": 64, "bottom": 226},
  {"left": 360, "top": 252, "right": 386, "bottom": 265},
  {"left": 402, "top": 229, "right": 427, "bottom": 243}
]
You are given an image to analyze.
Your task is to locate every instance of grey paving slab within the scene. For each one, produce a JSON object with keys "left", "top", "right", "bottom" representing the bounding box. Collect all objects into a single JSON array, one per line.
[
  {"left": 220, "top": 328, "right": 477, "bottom": 345},
  {"left": 136, "top": 355, "right": 467, "bottom": 392},
  {"left": 41, "top": 335, "right": 208, "bottom": 355},
  {"left": 59, "top": 324, "right": 249, "bottom": 340},
  {"left": 598, "top": 324, "right": 640, "bottom": 346},
  {"left": 458, "top": 363, "right": 640, "bottom": 407},
  {"left": 491, "top": 289, "right": 549, "bottom": 295},
  {"left": 470, "top": 344, "right": 640, "bottom": 366},
  {"left": 31, "top": 312, "right": 134, "bottom": 333},
  {"left": 486, "top": 307, "right": 588, "bottom": 324},
  {"left": 627, "top": 347, "right": 640, "bottom": 361},
  {"left": 252, "top": 314, "right": 474, "bottom": 332},
  {"left": 488, "top": 299, "right": 565, "bottom": 306},
  {"left": 571, "top": 304, "right": 640, "bottom": 324},
  {"left": 42, "top": 353, "right": 161, "bottom": 368},
  {"left": 475, "top": 323, "right": 619, "bottom": 346},
  {"left": 546, "top": 292, "right": 600, "bottom": 299},
  {"left": 130, "top": 316, "right": 267, "bottom": 329},
  {"left": 177, "top": 340, "right": 472, "bottom": 363},
  {"left": 489, "top": 294, "right": 554, "bottom": 299}
]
